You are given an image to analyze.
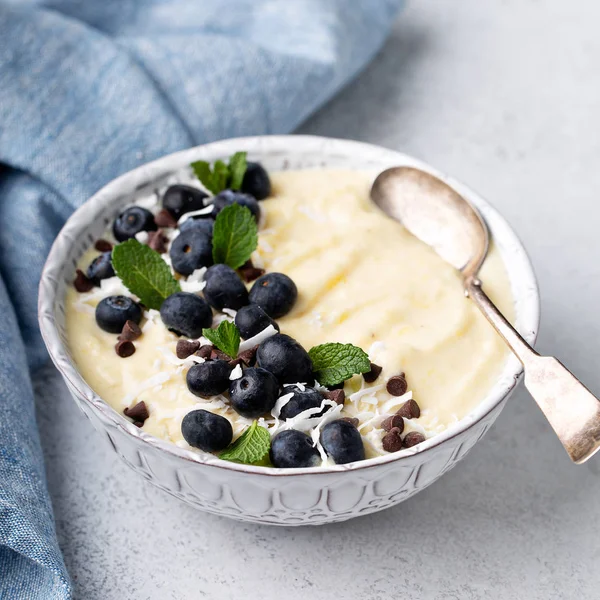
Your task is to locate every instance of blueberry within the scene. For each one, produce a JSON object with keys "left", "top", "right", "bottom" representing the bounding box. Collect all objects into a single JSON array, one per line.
[
  {"left": 234, "top": 305, "right": 279, "bottom": 340},
  {"left": 279, "top": 385, "right": 326, "bottom": 420},
  {"left": 113, "top": 206, "right": 157, "bottom": 242},
  {"left": 270, "top": 430, "right": 320, "bottom": 468},
  {"left": 203, "top": 264, "right": 249, "bottom": 311},
  {"left": 181, "top": 409, "right": 233, "bottom": 452},
  {"left": 162, "top": 184, "right": 208, "bottom": 219},
  {"left": 95, "top": 295, "right": 142, "bottom": 334},
  {"left": 211, "top": 189, "right": 260, "bottom": 221},
  {"left": 186, "top": 360, "right": 232, "bottom": 398},
  {"left": 256, "top": 334, "right": 313, "bottom": 384},
  {"left": 249, "top": 273, "right": 297, "bottom": 318},
  {"left": 319, "top": 420, "right": 366, "bottom": 465},
  {"left": 241, "top": 162, "right": 271, "bottom": 200},
  {"left": 170, "top": 229, "right": 213, "bottom": 275},
  {"left": 86, "top": 252, "right": 114, "bottom": 285},
  {"left": 179, "top": 217, "right": 214, "bottom": 236},
  {"left": 229, "top": 367, "right": 280, "bottom": 418},
  {"left": 160, "top": 292, "right": 213, "bottom": 338}
]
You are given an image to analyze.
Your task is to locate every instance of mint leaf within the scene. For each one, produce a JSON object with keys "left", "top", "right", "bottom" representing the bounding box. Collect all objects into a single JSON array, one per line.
[
  {"left": 228, "top": 152, "right": 247, "bottom": 190},
  {"left": 112, "top": 239, "right": 180, "bottom": 310},
  {"left": 212, "top": 160, "right": 230, "bottom": 194},
  {"left": 219, "top": 420, "right": 271, "bottom": 465},
  {"left": 190, "top": 152, "right": 248, "bottom": 194},
  {"left": 212, "top": 203, "right": 258, "bottom": 269},
  {"left": 202, "top": 320, "right": 240, "bottom": 358},
  {"left": 190, "top": 160, "right": 219, "bottom": 194},
  {"left": 309, "top": 343, "right": 371, "bottom": 387}
]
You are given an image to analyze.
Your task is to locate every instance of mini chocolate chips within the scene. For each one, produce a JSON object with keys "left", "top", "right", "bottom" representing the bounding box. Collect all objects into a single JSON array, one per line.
[
  {"left": 124, "top": 401, "right": 149, "bottom": 427},
  {"left": 146, "top": 230, "right": 169, "bottom": 254},
  {"left": 322, "top": 389, "right": 346, "bottom": 405},
  {"left": 403, "top": 431, "right": 425, "bottom": 448},
  {"left": 382, "top": 427, "right": 403, "bottom": 452},
  {"left": 340, "top": 417, "right": 359, "bottom": 427},
  {"left": 396, "top": 399, "right": 420, "bottom": 420},
  {"left": 211, "top": 347, "right": 231, "bottom": 361},
  {"left": 237, "top": 346, "right": 258, "bottom": 366},
  {"left": 118, "top": 320, "right": 142, "bottom": 342},
  {"left": 238, "top": 260, "right": 265, "bottom": 283},
  {"left": 94, "top": 239, "right": 113, "bottom": 252},
  {"left": 154, "top": 208, "right": 178, "bottom": 228},
  {"left": 363, "top": 362, "right": 383, "bottom": 383},
  {"left": 196, "top": 344, "right": 213, "bottom": 359},
  {"left": 381, "top": 414, "right": 404, "bottom": 433},
  {"left": 176, "top": 339, "right": 200, "bottom": 359},
  {"left": 73, "top": 269, "right": 94, "bottom": 292},
  {"left": 115, "top": 340, "right": 136, "bottom": 358},
  {"left": 386, "top": 374, "right": 408, "bottom": 396}
]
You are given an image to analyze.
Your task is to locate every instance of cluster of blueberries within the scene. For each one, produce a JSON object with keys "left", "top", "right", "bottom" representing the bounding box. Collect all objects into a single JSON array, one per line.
[{"left": 84, "top": 161, "right": 366, "bottom": 468}]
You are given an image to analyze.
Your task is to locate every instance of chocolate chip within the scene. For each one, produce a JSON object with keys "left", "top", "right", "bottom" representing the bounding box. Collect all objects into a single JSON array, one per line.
[
  {"left": 382, "top": 427, "right": 403, "bottom": 452},
  {"left": 229, "top": 358, "right": 243, "bottom": 369},
  {"left": 396, "top": 399, "right": 420, "bottom": 420},
  {"left": 154, "top": 208, "right": 178, "bottom": 228},
  {"left": 340, "top": 417, "right": 359, "bottom": 427},
  {"left": 176, "top": 339, "right": 200, "bottom": 359},
  {"left": 133, "top": 421, "right": 144, "bottom": 428},
  {"left": 94, "top": 239, "right": 113, "bottom": 252},
  {"left": 386, "top": 374, "right": 408, "bottom": 396},
  {"left": 118, "top": 320, "right": 142, "bottom": 342},
  {"left": 196, "top": 344, "right": 213, "bottom": 359},
  {"left": 381, "top": 414, "right": 404, "bottom": 433},
  {"left": 146, "top": 230, "right": 169, "bottom": 254},
  {"left": 363, "top": 362, "right": 383, "bottom": 383},
  {"left": 73, "top": 269, "right": 94, "bottom": 292},
  {"left": 237, "top": 346, "right": 258, "bottom": 366},
  {"left": 115, "top": 340, "right": 136, "bottom": 358},
  {"left": 322, "top": 389, "right": 345, "bottom": 405},
  {"left": 403, "top": 431, "right": 426, "bottom": 448},
  {"left": 211, "top": 348, "right": 231, "bottom": 361},
  {"left": 124, "top": 401, "right": 149, "bottom": 424},
  {"left": 238, "top": 260, "right": 265, "bottom": 283}
]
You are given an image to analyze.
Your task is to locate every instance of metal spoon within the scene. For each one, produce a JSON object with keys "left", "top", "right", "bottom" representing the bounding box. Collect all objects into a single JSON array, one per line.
[{"left": 371, "top": 166, "right": 600, "bottom": 464}]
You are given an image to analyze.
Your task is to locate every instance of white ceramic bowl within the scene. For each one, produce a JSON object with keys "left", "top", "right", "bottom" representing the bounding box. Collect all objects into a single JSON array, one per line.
[{"left": 39, "top": 135, "right": 540, "bottom": 525}]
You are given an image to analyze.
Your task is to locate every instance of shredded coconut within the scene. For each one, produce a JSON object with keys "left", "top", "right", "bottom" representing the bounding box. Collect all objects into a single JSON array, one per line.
[
  {"left": 349, "top": 383, "right": 385, "bottom": 404},
  {"left": 177, "top": 205, "right": 214, "bottom": 225},
  {"left": 238, "top": 324, "right": 278, "bottom": 352},
  {"left": 229, "top": 364, "right": 243, "bottom": 380},
  {"left": 135, "top": 231, "right": 149, "bottom": 244},
  {"left": 271, "top": 392, "right": 294, "bottom": 419}
]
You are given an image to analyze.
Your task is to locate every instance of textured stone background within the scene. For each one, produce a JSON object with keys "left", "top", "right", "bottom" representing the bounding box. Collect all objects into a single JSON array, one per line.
[{"left": 37, "top": 1, "right": 600, "bottom": 598}]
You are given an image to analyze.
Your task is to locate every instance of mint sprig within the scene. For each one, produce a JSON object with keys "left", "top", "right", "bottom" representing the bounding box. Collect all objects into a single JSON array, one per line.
[
  {"left": 309, "top": 343, "right": 371, "bottom": 387},
  {"left": 112, "top": 239, "right": 180, "bottom": 310},
  {"left": 191, "top": 151, "right": 247, "bottom": 194},
  {"left": 212, "top": 203, "right": 258, "bottom": 269},
  {"left": 219, "top": 420, "right": 271, "bottom": 465},
  {"left": 202, "top": 320, "right": 240, "bottom": 358}
]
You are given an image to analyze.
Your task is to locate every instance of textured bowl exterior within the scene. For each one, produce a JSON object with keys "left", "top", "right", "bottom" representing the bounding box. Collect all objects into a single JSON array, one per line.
[{"left": 39, "top": 136, "right": 540, "bottom": 525}]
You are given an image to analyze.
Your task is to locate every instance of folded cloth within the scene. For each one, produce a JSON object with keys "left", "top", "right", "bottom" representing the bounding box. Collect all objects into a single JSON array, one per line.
[{"left": 0, "top": 0, "right": 403, "bottom": 596}]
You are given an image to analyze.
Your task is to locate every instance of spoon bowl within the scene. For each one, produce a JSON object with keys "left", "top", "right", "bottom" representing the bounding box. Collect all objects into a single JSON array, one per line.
[
  {"left": 371, "top": 166, "right": 489, "bottom": 279},
  {"left": 371, "top": 166, "right": 600, "bottom": 464}
]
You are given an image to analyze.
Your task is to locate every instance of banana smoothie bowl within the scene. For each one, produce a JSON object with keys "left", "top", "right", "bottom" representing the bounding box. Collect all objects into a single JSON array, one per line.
[{"left": 39, "top": 136, "right": 539, "bottom": 525}]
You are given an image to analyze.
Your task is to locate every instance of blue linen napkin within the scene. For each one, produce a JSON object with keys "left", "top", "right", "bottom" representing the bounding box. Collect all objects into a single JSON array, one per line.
[{"left": 0, "top": 1, "right": 403, "bottom": 596}]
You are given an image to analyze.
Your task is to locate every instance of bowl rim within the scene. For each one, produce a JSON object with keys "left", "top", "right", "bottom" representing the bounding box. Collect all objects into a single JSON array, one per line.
[{"left": 38, "top": 134, "right": 540, "bottom": 477}]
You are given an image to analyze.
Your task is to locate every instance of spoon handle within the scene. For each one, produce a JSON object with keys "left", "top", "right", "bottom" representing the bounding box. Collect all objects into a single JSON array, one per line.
[{"left": 466, "top": 278, "right": 600, "bottom": 464}]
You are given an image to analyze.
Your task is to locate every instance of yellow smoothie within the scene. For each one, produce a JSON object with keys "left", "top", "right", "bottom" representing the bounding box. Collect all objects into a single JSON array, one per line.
[{"left": 66, "top": 169, "right": 513, "bottom": 460}]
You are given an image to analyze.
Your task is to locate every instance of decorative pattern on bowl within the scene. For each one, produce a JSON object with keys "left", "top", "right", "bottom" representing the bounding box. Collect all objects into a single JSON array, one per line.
[{"left": 38, "top": 136, "right": 540, "bottom": 525}]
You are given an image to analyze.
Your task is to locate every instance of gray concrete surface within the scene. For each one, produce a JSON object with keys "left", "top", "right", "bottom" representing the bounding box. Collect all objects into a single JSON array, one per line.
[{"left": 36, "top": 1, "right": 600, "bottom": 598}]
